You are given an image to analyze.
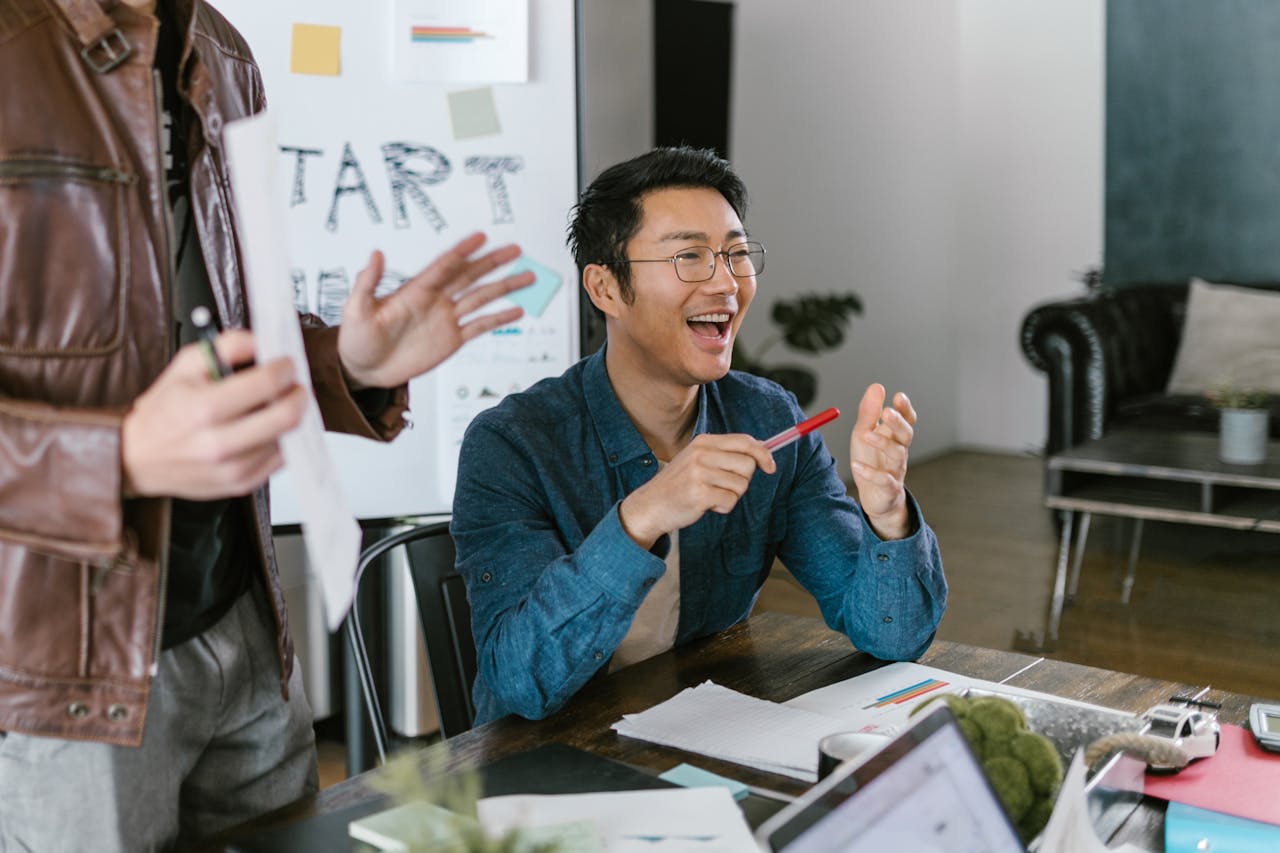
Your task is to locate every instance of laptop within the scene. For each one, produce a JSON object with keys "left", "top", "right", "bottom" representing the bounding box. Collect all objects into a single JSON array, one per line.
[{"left": 755, "top": 703, "right": 1028, "bottom": 852}]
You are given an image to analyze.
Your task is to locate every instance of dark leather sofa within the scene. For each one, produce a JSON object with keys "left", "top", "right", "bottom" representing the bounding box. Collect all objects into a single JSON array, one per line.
[{"left": 1020, "top": 282, "right": 1280, "bottom": 457}]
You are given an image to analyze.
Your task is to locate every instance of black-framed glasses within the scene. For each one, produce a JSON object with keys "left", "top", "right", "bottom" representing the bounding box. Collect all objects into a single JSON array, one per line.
[{"left": 604, "top": 241, "right": 766, "bottom": 283}]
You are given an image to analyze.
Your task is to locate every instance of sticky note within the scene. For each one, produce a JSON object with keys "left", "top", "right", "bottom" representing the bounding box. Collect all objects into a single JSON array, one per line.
[
  {"left": 290, "top": 23, "right": 341, "bottom": 76},
  {"left": 448, "top": 87, "right": 502, "bottom": 139},
  {"left": 504, "top": 255, "right": 562, "bottom": 319},
  {"left": 659, "top": 763, "right": 749, "bottom": 801}
]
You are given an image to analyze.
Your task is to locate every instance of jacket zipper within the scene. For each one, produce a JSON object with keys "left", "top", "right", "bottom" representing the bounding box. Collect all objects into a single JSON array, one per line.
[
  {"left": 0, "top": 161, "right": 135, "bottom": 185},
  {"left": 148, "top": 67, "right": 177, "bottom": 675}
]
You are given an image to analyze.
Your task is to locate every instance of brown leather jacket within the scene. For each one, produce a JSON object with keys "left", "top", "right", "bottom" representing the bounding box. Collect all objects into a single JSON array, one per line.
[{"left": 0, "top": 0, "right": 407, "bottom": 746}]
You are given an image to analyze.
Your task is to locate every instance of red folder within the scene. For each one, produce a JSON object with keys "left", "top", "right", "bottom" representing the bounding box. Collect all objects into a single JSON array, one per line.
[{"left": 1144, "top": 723, "right": 1280, "bottom": 826}]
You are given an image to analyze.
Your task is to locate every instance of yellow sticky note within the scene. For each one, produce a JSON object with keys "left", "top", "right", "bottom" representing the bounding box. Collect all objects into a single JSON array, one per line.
[{"left": 290, "top": 23, "right": 341, "bottom": 76}]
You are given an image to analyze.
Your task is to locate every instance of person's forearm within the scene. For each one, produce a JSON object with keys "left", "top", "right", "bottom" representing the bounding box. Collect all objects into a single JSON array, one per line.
[
  {"left": 301, "top": 322, "right": 408, "bottom": 440},
  {"left": 840, "top": 517, "right": 946, "bottom": 660},
  {"left": 463, "top": 505, "right": 664, "bottom": 720}
]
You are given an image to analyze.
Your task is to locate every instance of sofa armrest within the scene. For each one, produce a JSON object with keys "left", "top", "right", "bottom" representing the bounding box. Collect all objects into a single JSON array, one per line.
[{"left": 1020, "top": 285, "right": 1188, "bottom": 456}]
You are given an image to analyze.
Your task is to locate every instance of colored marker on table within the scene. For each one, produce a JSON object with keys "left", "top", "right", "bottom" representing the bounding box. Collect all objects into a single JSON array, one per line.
[{"left": 763, "top": 407, "right": 840, "bottom": 451}]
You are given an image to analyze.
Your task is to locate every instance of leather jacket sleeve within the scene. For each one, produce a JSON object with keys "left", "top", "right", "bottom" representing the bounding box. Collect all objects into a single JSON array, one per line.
[{"left": 301, "top": 321, "right": 409, "bottom": 441}]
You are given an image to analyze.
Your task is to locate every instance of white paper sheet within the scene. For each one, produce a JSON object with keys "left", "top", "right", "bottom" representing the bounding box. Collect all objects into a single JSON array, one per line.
[
  {"left": 611, "top": 681, "right": 851, "bottom": 782},
  {"left": 784, "top": 661, "right": 1133, "bottom": 737},
  {"left": 478, "top": 787, "right": 758, "bottom": 853},
  {"left": 1036, "top": 752, "right": 1151, "bottom": 853},
  {"left": 392, "top": 0, "right": 529, "bottom": 83},
  {"left": 223, "top": 111, "right": 362, "bottom": 631}
]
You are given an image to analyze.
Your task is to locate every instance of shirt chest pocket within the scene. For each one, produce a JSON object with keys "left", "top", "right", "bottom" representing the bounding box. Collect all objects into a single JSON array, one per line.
[{"left": 0, "top": 158, "right": 136, "bottom": 356}]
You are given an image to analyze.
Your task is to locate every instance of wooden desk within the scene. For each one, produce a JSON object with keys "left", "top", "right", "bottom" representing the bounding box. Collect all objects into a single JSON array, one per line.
[{"left": 211, "top": 611, "right": 1268, "bottom": 851}]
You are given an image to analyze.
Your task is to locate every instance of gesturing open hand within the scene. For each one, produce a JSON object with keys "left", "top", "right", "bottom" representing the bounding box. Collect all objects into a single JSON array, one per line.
[
  {"left": 849, "top": 383, "right": 917, "bottom": 540},
  {"left": 337, "top": 232, "right": 535, "bottom": 390}
]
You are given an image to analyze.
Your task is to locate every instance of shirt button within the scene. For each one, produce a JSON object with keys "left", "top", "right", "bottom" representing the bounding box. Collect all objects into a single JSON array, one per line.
[
  {"left": 876, "top": 553, "right": 889, "bottom": 562},
  {"left": 594, "top": 651, "right": 604, "bottom": 660},
  {"left": 609, "top": 453, "right": 618, "bottom": 463},
  {"left": 480, "top": 571, "right": 492, "bottom": 583},
  {"left": 106, "top": 704, "right": 128, "bottom": 722},
  {"left": 883, "top": 616, "right": 894, "bottom": 624},
  {"left": 67, "top": 702, "right": 89, "bottom": 719},
  {"left": 641, "top": 456, "right": 653, "bottom": 466}
]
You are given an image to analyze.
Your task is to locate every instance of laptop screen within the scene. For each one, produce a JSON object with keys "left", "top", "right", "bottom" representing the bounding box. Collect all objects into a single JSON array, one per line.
[{"left": 759, "top": 705, "right": 1027, "bottom": 853}]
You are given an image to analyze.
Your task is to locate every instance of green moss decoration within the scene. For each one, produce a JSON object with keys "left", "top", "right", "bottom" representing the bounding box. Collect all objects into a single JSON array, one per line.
[
  {"left": 982, "top": 756, "right": 1033, "bottom": 820},
  {"left": 912, "top": 693, "right": 1063, "bottom": 843}
]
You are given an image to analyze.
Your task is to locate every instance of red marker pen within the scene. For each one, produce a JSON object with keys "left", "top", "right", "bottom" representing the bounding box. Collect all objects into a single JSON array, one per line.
[{"left": 763, "top": 407, "right": 840, "bottom": 451}]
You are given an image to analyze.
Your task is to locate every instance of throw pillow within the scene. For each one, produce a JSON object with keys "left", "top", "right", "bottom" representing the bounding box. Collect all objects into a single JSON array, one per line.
[{"left": 1165, "top": 279, "right": 1280, "bottom": 395}]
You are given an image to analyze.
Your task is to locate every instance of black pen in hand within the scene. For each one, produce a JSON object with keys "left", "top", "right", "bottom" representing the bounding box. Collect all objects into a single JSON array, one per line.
[{"left": 190, "top": 306, "right": 231, "bottom": 380}]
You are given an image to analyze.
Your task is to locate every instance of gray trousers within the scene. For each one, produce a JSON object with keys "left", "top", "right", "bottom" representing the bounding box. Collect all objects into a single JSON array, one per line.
[{"left": 0, "top": 584, "right": 318, "bottom": 852}]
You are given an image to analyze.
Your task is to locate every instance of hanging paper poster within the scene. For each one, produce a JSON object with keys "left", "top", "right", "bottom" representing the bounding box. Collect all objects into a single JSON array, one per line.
[{"left": 393, "top": 0, "right": 529, "bottom": 83}]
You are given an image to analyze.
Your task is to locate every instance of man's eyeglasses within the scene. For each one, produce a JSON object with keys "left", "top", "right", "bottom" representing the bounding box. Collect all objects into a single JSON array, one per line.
[{"left": 604, "top": 241, "right": 766, "bottom": 283}]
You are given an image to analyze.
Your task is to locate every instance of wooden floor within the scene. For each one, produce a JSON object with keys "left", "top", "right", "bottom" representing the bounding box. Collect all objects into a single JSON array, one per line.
[
  {"left": 320, "top": 448, "right": 1280, "bottom": 787},
  {"left": 757, "top": 449, "right": 1280, "bottom": 702}
]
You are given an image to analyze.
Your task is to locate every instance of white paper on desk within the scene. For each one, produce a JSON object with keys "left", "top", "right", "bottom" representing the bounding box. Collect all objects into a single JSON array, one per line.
[
  {"left": 785, "top": 662, "right": 1132, "bottom": 737},
  {"left": 1035, "top": 751, "right": 1150, "bottom": 853},
  {"left": 223, "top": 112, "right": 361, "bottom": 631},
  {"left": 611, "top": 681, "right": 850, "bottom": 782},
  {"left": 478, "top": 787, "right": 757, "bottom": 853}
]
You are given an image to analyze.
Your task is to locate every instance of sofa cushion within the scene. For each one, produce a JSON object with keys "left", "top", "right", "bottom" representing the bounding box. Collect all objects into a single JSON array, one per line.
[{"left": 1165, "top": 279, "right": 1280, "bottom": 395}]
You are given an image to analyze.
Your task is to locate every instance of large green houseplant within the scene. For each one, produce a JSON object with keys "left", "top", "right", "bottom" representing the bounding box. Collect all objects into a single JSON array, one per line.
[{"left": 732, "top": 292, "right": 863, "bottom": 407}]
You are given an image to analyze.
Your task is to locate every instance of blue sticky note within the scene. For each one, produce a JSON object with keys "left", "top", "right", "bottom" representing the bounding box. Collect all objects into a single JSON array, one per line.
[
  {"left": 504, "top": 255, "right": 562, "bottom": 319},
  {"left": 659, "top": 763, "right": 748, "bottom": 801},
  {"left": 1165, "top": 802, "right": 1280, "bottom": 853}
]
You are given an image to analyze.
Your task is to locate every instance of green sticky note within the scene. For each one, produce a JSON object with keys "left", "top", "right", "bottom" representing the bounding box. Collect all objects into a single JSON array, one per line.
[
  {"left": 659, "top": 763, "right": 749, "bottom": 800},
  {"left": 448, "top": 87, "right": 502, "bottom": 140},
  {"left": 348, "top": 801, "right": 476, "bottom": 852}
]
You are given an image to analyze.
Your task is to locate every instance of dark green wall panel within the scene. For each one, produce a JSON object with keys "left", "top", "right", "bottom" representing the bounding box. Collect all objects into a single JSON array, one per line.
[{"left": 1106, "top": 0, "right": 1280, "bottom": 285}]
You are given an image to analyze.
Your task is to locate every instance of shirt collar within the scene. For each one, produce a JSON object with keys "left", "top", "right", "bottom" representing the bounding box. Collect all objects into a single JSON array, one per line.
[{"left": 583, "top": 346, "right": 712, "bottom": 468}]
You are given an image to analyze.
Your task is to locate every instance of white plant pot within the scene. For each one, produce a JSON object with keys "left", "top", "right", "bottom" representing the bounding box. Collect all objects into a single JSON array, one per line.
[{"left": 1219, "top": 408, "right": 1269, "bottom": 465}]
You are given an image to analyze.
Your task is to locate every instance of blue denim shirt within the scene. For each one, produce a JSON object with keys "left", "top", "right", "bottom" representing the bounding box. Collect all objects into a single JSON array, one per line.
[{"left": 452, "top": 348, "right": 947, "bottom": 725}]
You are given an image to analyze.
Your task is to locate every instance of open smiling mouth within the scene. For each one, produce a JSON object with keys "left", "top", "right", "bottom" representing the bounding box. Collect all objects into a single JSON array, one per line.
[{"left": 687, "top": 312, "right": 732, "bottom": 340}]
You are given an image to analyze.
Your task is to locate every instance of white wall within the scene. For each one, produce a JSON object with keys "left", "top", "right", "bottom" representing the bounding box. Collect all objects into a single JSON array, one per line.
[
  {"left": 954, "top": 0, "right": 1104, "bottom": 454},
  {"left": 730, "top": 0, "right": 1104, "bottom": 474},
  {"left": 731, "top": 1, "right": 960, "bottom": 472}
]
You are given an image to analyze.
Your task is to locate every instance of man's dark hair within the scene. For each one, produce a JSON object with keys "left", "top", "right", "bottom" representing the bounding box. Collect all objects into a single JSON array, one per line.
[{"left": 567, "top": 146, "right": 748, "bottom": 303}]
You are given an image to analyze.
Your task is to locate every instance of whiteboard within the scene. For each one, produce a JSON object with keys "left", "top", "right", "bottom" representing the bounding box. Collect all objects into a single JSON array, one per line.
[{"left": 210, "top": 0, "right": 581, "bottom": 524}]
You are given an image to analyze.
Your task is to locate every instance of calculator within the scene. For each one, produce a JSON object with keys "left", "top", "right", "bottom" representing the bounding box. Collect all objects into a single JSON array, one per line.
[{"left": 1248, "top": 703, "right": 1280, "bottom": 753}]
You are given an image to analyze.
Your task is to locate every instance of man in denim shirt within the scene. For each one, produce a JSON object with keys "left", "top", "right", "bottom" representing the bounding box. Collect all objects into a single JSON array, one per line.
[{"left": 453, "top": 147, "right": 946, "bottom": 725}]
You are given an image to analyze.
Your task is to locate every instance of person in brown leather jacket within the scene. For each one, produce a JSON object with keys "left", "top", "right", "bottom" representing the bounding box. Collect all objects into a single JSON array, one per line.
[{"left": 0, "top": 0, "right": 532, "bottom": 848}]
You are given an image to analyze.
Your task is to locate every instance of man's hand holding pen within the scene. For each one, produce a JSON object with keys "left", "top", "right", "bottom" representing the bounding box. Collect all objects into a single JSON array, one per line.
[{"left": 121, "top": 330, "right": 305, "bottom": 500}]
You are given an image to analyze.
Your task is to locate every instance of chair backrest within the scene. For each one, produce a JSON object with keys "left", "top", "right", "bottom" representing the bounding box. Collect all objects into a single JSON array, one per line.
[
  {"left": 399, "top": 524, "right": 477, "bottom": 738},
  {"left": 344, "top": 521, "right": 476, "bottom": 767}
]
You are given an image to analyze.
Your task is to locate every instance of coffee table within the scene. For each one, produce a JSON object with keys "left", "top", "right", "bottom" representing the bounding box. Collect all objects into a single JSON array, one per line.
[{"left": 1030, "top": 428, "right": 1280, "bottom": 649}]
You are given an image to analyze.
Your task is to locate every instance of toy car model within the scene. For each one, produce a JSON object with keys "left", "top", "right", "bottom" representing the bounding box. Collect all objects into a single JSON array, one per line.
[{"left": 1141, "top": 701, "right": 1221, "bottom": 763}]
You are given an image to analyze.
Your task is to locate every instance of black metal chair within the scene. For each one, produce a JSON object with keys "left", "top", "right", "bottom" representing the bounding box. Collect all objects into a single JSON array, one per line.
[{"left": 343, "top": 521, "right": 477, "bottom": 770}]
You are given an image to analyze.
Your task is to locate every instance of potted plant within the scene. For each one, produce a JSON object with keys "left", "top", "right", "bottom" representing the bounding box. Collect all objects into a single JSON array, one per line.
[
  {"left": 1206, "top": 384, "right": 1271, "bottom": 465},
  {"left": 732, "top": 292, "right": 863, "bottom": 407}
]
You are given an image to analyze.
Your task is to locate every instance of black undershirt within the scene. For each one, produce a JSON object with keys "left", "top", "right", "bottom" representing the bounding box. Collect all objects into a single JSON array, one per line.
[{"left": 156, "top": 2, "right": 251, "bottom": 649}]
